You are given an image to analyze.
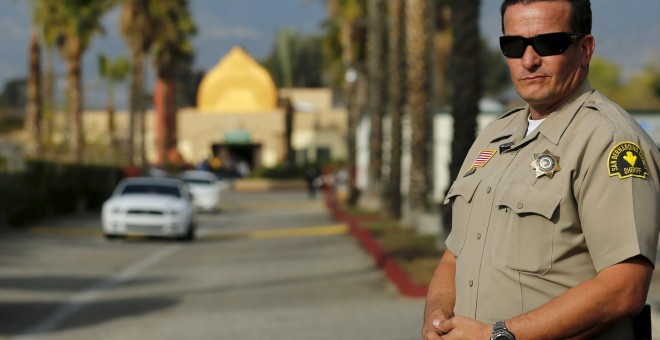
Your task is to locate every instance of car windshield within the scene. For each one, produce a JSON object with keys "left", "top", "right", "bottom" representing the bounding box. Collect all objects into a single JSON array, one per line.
[
  {"left": 183, "top": 178, "right": 214, "bottom": 185},
  {"left": 121, "top": 184, "right": 181, "bottom": 197}
]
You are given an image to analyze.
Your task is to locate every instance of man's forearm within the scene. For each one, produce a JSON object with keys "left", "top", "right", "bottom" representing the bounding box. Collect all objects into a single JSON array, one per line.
[
  {"left": 506, "top": 256, "right": 653, "bottom": 340},
  {"left": 424, "top": 250, "right": 457, "bottom": 322}
]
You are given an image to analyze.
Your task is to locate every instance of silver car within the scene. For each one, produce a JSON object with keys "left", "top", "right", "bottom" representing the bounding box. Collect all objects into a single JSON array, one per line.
[
  {"left": 102, "top": 177, "right": 197, "bottom": 240},
  {"left": 180, "top": 170, "right": 223, "bottom": 213}
]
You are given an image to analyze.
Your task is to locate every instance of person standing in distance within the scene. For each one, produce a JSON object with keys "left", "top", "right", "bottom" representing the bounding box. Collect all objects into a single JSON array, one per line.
[{"left": 422, "top": 0, "right": 660, "bottom": 339}]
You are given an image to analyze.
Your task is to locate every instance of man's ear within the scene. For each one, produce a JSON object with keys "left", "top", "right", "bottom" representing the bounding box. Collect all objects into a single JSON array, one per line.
[{"left": 580, "top": 34, "right": 595, "bottom": 67}]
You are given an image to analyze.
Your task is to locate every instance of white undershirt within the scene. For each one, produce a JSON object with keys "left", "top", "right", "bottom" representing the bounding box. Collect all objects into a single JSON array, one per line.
[{"left": 526, "top": 116, "right": 546, "bottom": 137}]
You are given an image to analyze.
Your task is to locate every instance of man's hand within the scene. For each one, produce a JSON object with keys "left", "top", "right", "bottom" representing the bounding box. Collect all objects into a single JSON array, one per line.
[
  {"left": 422, "top": 250, "right": 457, "bottom": 339},
  {"left": 422, "top": 310, "right": 450, "bottom": 339},
  {"left": 434, "top": 316, "right": 491, "bottom": 340}
]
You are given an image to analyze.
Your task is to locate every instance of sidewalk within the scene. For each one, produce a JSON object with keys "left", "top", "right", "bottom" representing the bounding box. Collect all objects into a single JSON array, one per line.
[{"left": 322, "top": 188, "right": 428, "bottom": 298}]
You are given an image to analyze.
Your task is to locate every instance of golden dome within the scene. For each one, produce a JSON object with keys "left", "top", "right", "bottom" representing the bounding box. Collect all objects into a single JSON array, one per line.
[{"left": 197, "top": 46, "right": 277, "bottom": 112}]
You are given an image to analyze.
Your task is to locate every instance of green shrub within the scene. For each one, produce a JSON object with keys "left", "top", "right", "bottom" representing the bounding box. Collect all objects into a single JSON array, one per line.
[
  {"left": 251, "top": 164, "right": 307, "bottom": 179},
  {"left": 0, "top": 160, "right": 124, "bottom": 227}
]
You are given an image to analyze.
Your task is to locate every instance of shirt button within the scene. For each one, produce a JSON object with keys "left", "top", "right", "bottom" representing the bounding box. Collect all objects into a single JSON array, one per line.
[
  {"left": 469, "top": 280, "right": 474, "bottom": 287},
  {"left": 517, "top": 202, "right": 524, "bottom": 209},
  {"left": 486, "top": 186, "right": 491, "bottom": 193},
  {"left": 476, "top": 233, "right": 482, "bottom": 240}
]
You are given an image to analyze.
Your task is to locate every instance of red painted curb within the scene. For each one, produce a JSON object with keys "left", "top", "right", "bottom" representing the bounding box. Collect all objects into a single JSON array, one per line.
[{"left": 324, "top": 194, "right": 428, "bottom": 298}]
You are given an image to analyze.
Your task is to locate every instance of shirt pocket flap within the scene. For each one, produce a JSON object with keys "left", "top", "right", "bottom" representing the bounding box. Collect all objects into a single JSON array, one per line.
[
  {"left": 443, "top": 177, "right": 482, "bottom": 205},
  {"left": 495, "top": 184, "right": 562, "bottom": 220}
]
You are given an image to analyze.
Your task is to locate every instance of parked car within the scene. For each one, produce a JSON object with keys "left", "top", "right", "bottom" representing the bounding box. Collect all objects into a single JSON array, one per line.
[
  {"left": 180, "top": 170, "right": 223, "bottom": 213},
  {"left": 181, "top": 170, "right": 223, "bottom": 212},
  {"left": 102, "top": 176, "right": 197, "bottom": 241}
]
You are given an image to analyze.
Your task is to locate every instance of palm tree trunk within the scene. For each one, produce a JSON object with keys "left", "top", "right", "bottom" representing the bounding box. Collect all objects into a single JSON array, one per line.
[
  {"left": 386, "top": 0, "right": 405, "bottom": 218},
  {"left": 107, "top": 81, "right": 116, "bottom": 148},
  {"left": 406, "top": 0, "right": 434, "bottom": 216},
  {"left": 365, "top": 0, "right": 386, "bottom": 208},
  {"left": 341, "top": 21, "right": 361, "bottom": 206},
  {"left": 154, "top": 76, "right": 176, "bottom": 164},
  {"left": 25, "top": 26, "right": 42, "bottom": 157},
  {"left": 444, "top": 0, "right": 482, "bottom": 235},
  {"left": 44, "top": 48, "right": 55, "bottom": 148},
  {"left": 67, "top": 42, "right": 84, "bottom": 163},
  {"left": 283, "top": 96, "right": 295, "bottom": 166},
  {"left": 139, "top": 75, "right": 147, "bottom": 167},
  {"left": 128, "top": 51, "right": 145, "bottom": 166}
]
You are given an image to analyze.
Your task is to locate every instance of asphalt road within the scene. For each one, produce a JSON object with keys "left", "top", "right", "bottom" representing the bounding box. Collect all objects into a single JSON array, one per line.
[{"left": 0, "top": 189, "right": 425, "bottom": 340}]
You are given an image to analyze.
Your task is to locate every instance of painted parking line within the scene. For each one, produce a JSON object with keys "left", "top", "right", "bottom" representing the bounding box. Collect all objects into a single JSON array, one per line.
[
  {"left": 28, "top": 226, "right": 102, "bottom": 237},
  {"left": 28, "top": 223, "right": 349, "bottom": 240},
  {"left": 246, "top": 224, "right": 348, "bottom": 239},
  {"left": 200, "top": 223, "right": 349, "bottom": 241},
  {"left": 233, "top": 200, "right": 324, "bottom": 210}
]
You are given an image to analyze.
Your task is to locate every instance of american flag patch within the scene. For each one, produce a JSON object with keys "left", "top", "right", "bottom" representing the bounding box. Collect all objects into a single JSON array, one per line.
[{"left": 469, "top": 149, "right": 496, "bottom": 170}]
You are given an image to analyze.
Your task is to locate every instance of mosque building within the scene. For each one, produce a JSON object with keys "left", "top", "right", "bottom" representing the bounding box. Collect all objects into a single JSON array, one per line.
[{"left": 84, "top": 46, "right": 348, "bottom": 171}]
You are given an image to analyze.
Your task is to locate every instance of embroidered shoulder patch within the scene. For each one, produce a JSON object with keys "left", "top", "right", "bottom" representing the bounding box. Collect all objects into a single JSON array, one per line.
[{"left": 607, "top": 142, "right": 648, "bottom": 179}]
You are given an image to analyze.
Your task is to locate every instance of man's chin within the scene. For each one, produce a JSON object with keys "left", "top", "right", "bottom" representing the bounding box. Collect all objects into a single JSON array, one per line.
[{"left": 515, "top": 89, "right": 549, "bottom": 105}]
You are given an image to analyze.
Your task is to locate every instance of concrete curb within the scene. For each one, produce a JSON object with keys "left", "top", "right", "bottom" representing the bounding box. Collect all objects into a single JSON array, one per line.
[{"left": 323, "top": 190, "right": 428, "bottom": 298}]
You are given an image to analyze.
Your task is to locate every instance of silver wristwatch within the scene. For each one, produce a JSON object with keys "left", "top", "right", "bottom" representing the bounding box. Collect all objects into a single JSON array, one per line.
[{"left": 490, "top": 320, "right": 516, "bottom": 340}]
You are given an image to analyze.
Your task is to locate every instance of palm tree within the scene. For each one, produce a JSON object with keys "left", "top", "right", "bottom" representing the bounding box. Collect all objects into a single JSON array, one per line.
[
  {"left": 51, "top": 0, "right": 114, "bottom": 163},
  {"left": 98, "top": 53, "right": 129, "bottom": 149},
  {"left": 444, "top": 0, "right": 482, "bottom": 235},
  {"left": 406, "top": 0, "right": 434, "bottom": 217},
  {"left": 32, "top": 0, "right": 61, "bottom": 150},
  {"left": 276, "top": 29, "right": 297, "bottom": 167},
  {"left": 119, "top": 0, "right": 156, "bottom": 167},
  {"left": 325, "top": 0, "right": 367, "bottom": 207},
  {"left": 385, "top": 0, "right": 405, "bottom": 218},
  {"left": 149, "top": 0, "right": 196, "bottom": 166},
  {"left": 365, "top": 0, "right": 386, "bottom": 208},
  {"left": 25, "top": 24, "right": 42, "bottom": 157}
]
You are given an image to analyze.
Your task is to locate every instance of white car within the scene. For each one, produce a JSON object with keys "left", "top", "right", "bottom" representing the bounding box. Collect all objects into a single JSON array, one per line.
[
  {"left": 180, "top": 170, "right": 223, "bottom": 213},
  {"left": 102, "top": 177, "right": 197, "bottom": 240}
]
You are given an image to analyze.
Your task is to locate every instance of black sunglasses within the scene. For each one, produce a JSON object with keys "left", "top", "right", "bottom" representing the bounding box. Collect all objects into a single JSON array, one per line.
[{"left": 499, "top": 32, "right": 586, "bottom": 58}]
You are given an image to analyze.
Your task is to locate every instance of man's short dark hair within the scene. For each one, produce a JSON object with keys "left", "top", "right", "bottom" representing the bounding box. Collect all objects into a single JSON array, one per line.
[{"left": 500, "top": 0, "right": 592, "bottom": 34}]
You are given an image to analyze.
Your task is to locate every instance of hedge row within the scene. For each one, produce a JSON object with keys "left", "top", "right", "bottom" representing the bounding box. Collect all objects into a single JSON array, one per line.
[{"left": 0, "top": 160, "right": 124, "bottom": 227}]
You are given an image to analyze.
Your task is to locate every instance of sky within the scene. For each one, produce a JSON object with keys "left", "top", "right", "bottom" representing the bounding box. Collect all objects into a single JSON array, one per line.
[{"left": 0, "top": 0, "right": 658, "bottom": 109}]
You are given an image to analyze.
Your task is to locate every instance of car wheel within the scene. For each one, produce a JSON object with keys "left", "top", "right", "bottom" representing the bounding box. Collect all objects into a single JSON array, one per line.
[
  {"left": 178, "top": 225, "right": 196, "bottom": 241},
  {"left": 104, "top": 233, "right": 121, "bottom": 240}
]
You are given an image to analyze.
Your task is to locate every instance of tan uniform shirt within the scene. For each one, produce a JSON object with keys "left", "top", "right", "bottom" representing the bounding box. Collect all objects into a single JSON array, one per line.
[{"left": 444, "top": 82, "right": 660, "bottom": 338}]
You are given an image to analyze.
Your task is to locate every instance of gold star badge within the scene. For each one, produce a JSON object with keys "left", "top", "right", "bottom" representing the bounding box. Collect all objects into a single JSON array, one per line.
[{"left": 530, "top": 150, "right": 561, "bottom": 178}]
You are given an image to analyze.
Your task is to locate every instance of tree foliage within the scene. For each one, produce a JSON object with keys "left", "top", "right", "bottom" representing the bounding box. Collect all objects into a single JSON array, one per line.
[
  {"left": 39, "top": 0, "right": 114, "bottom": 162},
  {"left": 589, "top": 56, "right": 621, "bottom": 99},
  {"left": 0, "top": 78, "right": 27, "bottom": 108},
  {"left": 590, "top": 56, "right": 660, "bottom": 110},
  {"left": 261, "top": 30, "right": 324, "bottom": 88}
]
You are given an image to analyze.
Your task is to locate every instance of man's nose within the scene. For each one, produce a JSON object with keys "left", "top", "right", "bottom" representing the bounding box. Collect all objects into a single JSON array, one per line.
[{"left": 521, "top": 45, "right": 542, "bottom": 69}]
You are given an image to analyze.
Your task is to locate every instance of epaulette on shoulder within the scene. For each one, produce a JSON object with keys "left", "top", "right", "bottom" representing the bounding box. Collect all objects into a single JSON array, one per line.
[
  {"left": 497, "top": 106, "right": 525, "bottom": 120},
  {"left": 583, "top": 91, "right": 624, "bottom": 117}
]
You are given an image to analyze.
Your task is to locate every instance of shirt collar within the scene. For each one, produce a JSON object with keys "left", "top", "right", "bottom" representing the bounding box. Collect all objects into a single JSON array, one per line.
[
  {"left": 536, "top": 81, "right": 594, "bottom": 145},
  {"left": 490, "top": 81, "right": 594, "bottom": 146}
]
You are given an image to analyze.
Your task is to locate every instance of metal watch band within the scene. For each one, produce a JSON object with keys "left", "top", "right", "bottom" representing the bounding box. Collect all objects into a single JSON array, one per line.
[{"left": 491, "top": 320, "right": 516, "bottom": 340}]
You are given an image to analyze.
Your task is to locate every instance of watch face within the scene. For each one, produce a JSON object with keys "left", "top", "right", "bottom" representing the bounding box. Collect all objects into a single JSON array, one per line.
[{"left": 493, "top": 333, "right": 514, "bottom": 340}]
